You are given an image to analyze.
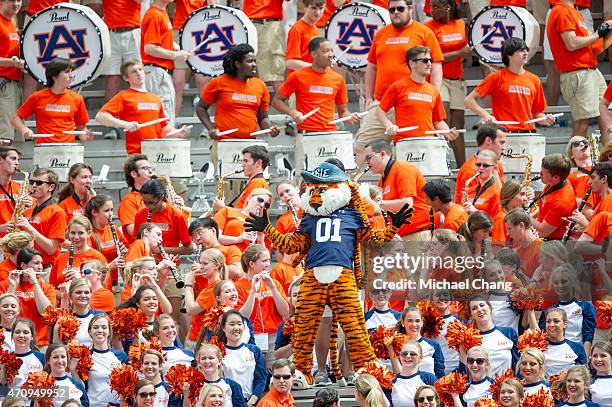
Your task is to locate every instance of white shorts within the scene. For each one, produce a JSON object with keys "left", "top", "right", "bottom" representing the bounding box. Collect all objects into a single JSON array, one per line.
[
  {"left": 144, "top": 65, "right": 175, "bottom": 124},
  {"left": 102, "top": 29, "right": 141, "bottom": 76}
]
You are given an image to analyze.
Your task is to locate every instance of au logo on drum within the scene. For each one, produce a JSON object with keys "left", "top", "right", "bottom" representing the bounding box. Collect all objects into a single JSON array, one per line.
[
  {"left": 34, "top": 26, "right": 90, "bottom": 68},
  {"left": 192, "top": 26, "right": 235, "bottom": 62},
  {"left": 479, "top": 22, "right": 516, "bottom": 52},
  {"left": 337, "top": 19, "right": 377, "bottom": 55}
]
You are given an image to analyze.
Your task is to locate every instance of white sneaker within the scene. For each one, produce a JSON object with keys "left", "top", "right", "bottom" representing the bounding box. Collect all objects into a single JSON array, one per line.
[
  {"left": 314, "top": 371, "right": 332, "bottom": 387},
  {"left": 292, "top": 370, "right": 312, "bottom": 390}
]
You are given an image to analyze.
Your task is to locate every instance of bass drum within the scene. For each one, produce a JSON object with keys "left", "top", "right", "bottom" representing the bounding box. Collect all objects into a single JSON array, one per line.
[
  {"left": 468, "top": 6, "right": 539, "bottom": 64},
  {"left": 180, "top": 5, "right": 257, "bottom": 77},
  {"left": 21, "top": 3, "right": 110, "bottom": 88},
  {"left": 325, "top": 2, "right": 390, "bottom": 69}
]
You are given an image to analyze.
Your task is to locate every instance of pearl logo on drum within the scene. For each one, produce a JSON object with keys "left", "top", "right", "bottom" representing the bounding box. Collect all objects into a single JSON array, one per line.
[
  {"left": 317, "top": 147, "right": 339, "bottom": 158},
  {"left": 402, "top": 152, "right": 426, "bottom": 162},
  {"left": 491, "top": 10, "right": 508, "bottom": 20},
  {"left": 155, "top": 153, "right": 177, "bottom": 164},
  {"left": 199, "top": 10, "right": 222, "bottom": 21},
  {"left": 49, "top": 158, "right": 71, "bottom": 168},
  {"left": 47, "top": 11, "right": 70, "bottom": 23},
  {"left": 350, "top": 7, "right": 370, "bottom": 17},
  {"left": 34, "top": 26, "right": 90, "bottom": 69}
]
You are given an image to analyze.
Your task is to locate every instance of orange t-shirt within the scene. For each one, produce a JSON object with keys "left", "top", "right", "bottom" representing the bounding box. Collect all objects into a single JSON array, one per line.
[
  {"left": 258, "top": 387, "right": 295, "bottom": 407},
  {"left": 89, "top": 224, "right": 128, "bottom": 264},
  {"left": 29, "top": 202, "right": 67, "bottom": 266},
  {"left": 126, "top": 239, "right": 149, "bottom": 262},
  {"left": 471, "top": 180, "right": 502, "bottom": 220},
  {"left": 58, "top": 194, "right": 90, "bottom": 223},
  {"left": 173, "top": 0, "right": 207, "bottom": 29},
  {"left": 368, "top": 21, "right": 443, "bottom": 101},
  {"left": 0, "top": 258, "right": 16, "bottom": 281},
  {"left": 454, "top": 154, "right": 505, "bottom": 203},
  {"left": 567, "top": 168, "right": 592, "bottom": 200},
  {"left": 0, "top": 279, "right": 56, "bottom": 345},
  {"left": 442, "top": 203, "right": 468, "bottom": 232},
  {"left": 50, "top": 247, "right": 107, "bottom": 287},
  {"left": 16, "top": 89, "right": 89, "bottom": 144},
  {"left": 547, "top": 2, "right": 597, "bottom": 73},
  {"left": 423, "top": 18, "right": 466, "bottom": 80},
  {"left": 583, "top": 212, "right": 612, "bottom": 243},
  {"left": 118, "top": 191, "right": 144, "bottom": 244},
  {"left": 285, "top": 19, "right": 319, "bottom": 74},
  {"left": 0, "top": 180, "right": 31, "bottom": 234},
  {"left": 316, "top": 0, "right": 344, "bottom": 28},
  {"left": 379, "top": 77, "right": 446, "bottom": 141},
  {"left": 270, "top": 261, "right": 303, "bottom": 295},
  {"left": 200, "top": 74, "right": 269, "bottom": 140},
  {"left": 378, "top": 160, "right": 432, "bottom": 235},
  {"left": 474, "top": 69, "right": 547, "bottom": 132},
  {"left": 141, "top": 5, "right": 174, "bottom": 71},
  {"left": 103, "top": 0, "right": 141, "bottom": 29},
  {"left": 276, "top": 208, "right": 303, "bottom": 235},
  {"left": 492, "top": 210, "right": 508, "bottom": 245},
  {"left": 537, "top": 181, "right": 577, "bottom": 239},
  {"left": 0, "top": 14, "right": 21, "bottom": 81},
  {"left": 26, "top": 0, "right": 62, "bottom": 14},
  {"left": 91, "top": 288, "right": 116, "bottom": 313},
  {"left": 193, "top": 244, "right": 242, "bottom": 293},
  {"left": 235, "top": 277, "right": 288, "bottom": 334},
  {"left": 187, "top": 282, "right": 218, "bottom": 341},
  {"left": 234, "top": 177, "right": 270, "bottom": 209},
  {"left": 133, "top": 204, "right": 192, "bottom": 261},
  {"left": 277, "top": 66, "right": 349, "bottom": 132},
  {"left": 515, "top": 238, "right": 542, "bottom": 279},
  {"left": 213, "top": 207, "right": 251, "bottom": 252},
  {"left": 243, "top": 0, "right": 283, "bottom": 19},
  {"left": 603, "top": 81, "right": 612, "bottom": 104},
  {"left": 99, "top": 89, "right": 167, "bottom": 154},
  {"left": 593, "top": 195, "right": 612, "bottom": 216}
]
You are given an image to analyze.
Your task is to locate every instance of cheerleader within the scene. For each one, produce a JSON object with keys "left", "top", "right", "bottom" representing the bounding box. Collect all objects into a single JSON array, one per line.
[
  {"left": 86, "top": 313, "right": 128, "bottom": 407},
  {"left": 517, "top": 348, "right": 552, "bottom": 397},
  {"left": 58, "top": 163, "right": 95, "bottom": 223},
  {"left": 451, "top": 346, "right": 493, "bottom": 407},
  {"left": 551, "top": 365, "right": 600, "bottom": 407},
  {"left": 430, "top": 289, "right": 462, "bottom": 374},
  {"left": 365, "top": 287, "right": 401, "bottom": 330},
  {"left": 125, "top": 223, "right": 163, "bottom": 263},
  {"left": 542, "top": 308, "right": 586, "bottom": 377},
  {"left": 196, "top": 343, "right": 245, "bottom": 407},
  {"left": 55, "top": 278, "right": 102, "bottom": 346},
  {"left": 590, "top": 342, "right": 612, "bottom": 406},
  {"left": 197, "top": 384, "right": 226, "bottom": 407},
  {"left": 413, "top": 386, "right": 440, "bottom": 407},
  {"left": 152, "top": 314, "right": 194, "bottom": 376},
  {"left": 313, "top": 388, "right": 340, "bottom": 407},
  {"left": 133, "top": 379, "right": 157, "bottom": 407},
  {"left": 139, "top": 349, "right": 182, "bottom": 407},
  {"left": 354, "top": 374, "right": 388, "bottom": 407},
  {"left": 218, "top": 310, "right": 266, "bottom": 406},
  {"left": 0, "top": 318, "right": 44, "bottom": 389},
  {"left": 388, "top": 341, "right": 437, "bottom": 407},
  {"left": 531, "top": 241, "right": 568, "bottom": 309},
  {"left": 468, "top": 296, "right": 518, "bottom": 376},
  {"left": 480, "top": 259, "right": 520, "bottom": 332},
  {"left": 395, "top": 307, "right": 445, "bottom": 378},
  {"left": 498, "top": 378, "right": 522, "bottom": 407},
  {"left": 0, "top": 293, "right": 19, "bottom": 351},
  {"left": 45, "top": 343, "right": 89, "bottom": 407}
]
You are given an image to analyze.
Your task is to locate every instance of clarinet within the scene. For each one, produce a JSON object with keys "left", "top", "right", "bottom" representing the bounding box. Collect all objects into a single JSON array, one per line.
[
  {"left": 286, "top": 200, "right": 300, "bottom": 228},
  {"left": 193, "top": 244, "right": 202, "bottom": 263},
  {"left": 109, "top": 222, "right": 125, "bottom": 290},
  {"left": 158, "top": 244, "right": 185, "bottom": 288},
  {"left": 562, "top": 189, "right": 592, "bottom": 243},
  {"left": 68, "top": 241, "right": 75, "bottom": 269},
  {"left": 147, "top": 210, "right": 152, "bottom": 223}
]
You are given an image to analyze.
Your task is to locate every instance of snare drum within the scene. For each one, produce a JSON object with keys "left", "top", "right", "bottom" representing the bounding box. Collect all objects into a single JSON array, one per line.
[
  {"left": 180, "top": 5, "right": 257, "bottom": 77},
  {"left": 21, "top": 3, "right": 111, "bottom": 88},
  {"left": 468, "top": 6, "right": 539, "bottom": 64},
  {"left": 501, "top": 134, "right": 545, "bottom": 174},
  {"left": 33, "top": 143, "right": 84, "bottom": 182},
  {"left": 216, "top": 139, "right": 269, "bottom": 180},
  {"left": 301, "top": 132, "right": 356, "bottom": 171},
  {"left": 141, "top": 139, "right": 193, "bottom": 178},
  {"left": 325, "top": 2, "right": 390, "bottom": 69},
  {"left": 394, "top": 137, "right": 450, "bottom": 176}
]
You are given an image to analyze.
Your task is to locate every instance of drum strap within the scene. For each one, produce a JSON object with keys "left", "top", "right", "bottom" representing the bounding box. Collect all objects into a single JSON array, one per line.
[
  {"left": 577, "top": 167, "right": 592, "bottom": 175},
  {"left": 472, "top": 178, "right": 494, "bottom": 205},
  {"left": 0, "top": 182, "right": 15, "bottom": 208},
  {"left": 30, "top": 197, "right": 55, "bottom": 219},
  {"left": 228, "top": 173, "right": 265, "bottom": 207},
  {"left": 381, "top": 160, "right": 395, "bottom": 188},
  {"left": 527, "top": 180, "right": 566, "bottom": 210},
  {"left": 72, "top": 193, "right": 83, "bottom": 207}
]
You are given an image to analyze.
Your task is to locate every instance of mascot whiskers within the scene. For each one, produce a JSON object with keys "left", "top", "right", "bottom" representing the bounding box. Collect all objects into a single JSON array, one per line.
[{"left": 245, "top": 162, "right": 413, "bottom": 388}]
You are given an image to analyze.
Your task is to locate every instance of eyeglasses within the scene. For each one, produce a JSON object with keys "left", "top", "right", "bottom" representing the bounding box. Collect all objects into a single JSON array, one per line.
[
  {"left": 273, "top": 374, "right": 292, "bottom": 380},
  {"left": 475, "top": 162, "right": 494, "bottom": 168},
  {"left": 571, "top": 140, "right": 588, "bottom": 148},
  {"left": 29, "top": 179, "right": 52, "bottom": 186},
  {"left": 413, "top": 58, "right": 433, "bottom": 64},
  {"left": 256, "top": 196, "right": 271, "bottom": 209},
  {"left": 467, "top": 357, "right": 486, "bottom": 365},
  {"left": 137, "top": 166, "right": 155, "bottom": 171},
  {"left": 389, "top": 6, "right": 407, "bottom": 13},
  {"left": 364, "top": 152, "right": 380, "bottom": 162},
  {"left": 82, "top": 268, "right": 93, "bottom": 276},
  {"left": 417, "top": 396, "right": 435, "bottom": 403},
  {"left": 370, "top": 289, "right": 389, "bottom": 296},
  {"left": 137, "top": 392, "right": 157, "bottom": 398},
  {"left": 400, "top": 351, "right": 419, "bottom": 358},
  {"left": 143, "top": 198, "right": 161, "bottom": 206}
]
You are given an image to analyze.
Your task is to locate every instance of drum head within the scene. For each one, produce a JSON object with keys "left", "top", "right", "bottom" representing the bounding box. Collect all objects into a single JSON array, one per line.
[
  {"left": 21, "top": 3, "right": 110, "bottom": 88},
  {"left": 325, "top": 2, "right": 390, "bottom": 69},
  {"left": 180, "top": 5, "right": 258, "bottom": 77}
]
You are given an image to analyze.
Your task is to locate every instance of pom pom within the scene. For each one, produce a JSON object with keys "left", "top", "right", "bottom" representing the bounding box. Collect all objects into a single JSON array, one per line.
[
  {"left": 66, "top": 340, "right": 94, "bottom": 380},
  {"left": 42, "top": 306, "right": 73, "bottom": 325},
  {"left": 518, "top": 329, "right": 548, "bottom": 352},
  {"left": 42, "top": 306, "right": 81, "bottom": 342},
  {"left": 0, "top": 328, "right": 5, "bottom": 347},
  {"left": 417, "top": 300, "right": 444, "bottom": 339},
  {"left": 474, "top": 399, "right": 498, "bottom": 407},
  {"left": 445, "top": 320, "right": 482, "bottom": 351},
  {"left": 23, "top": 371, "right": 56, "bottom": 407},
  {"left": 201, "top": 305, "right": 233, "bottom": 332},
  {"left": 434, "top": 371, "right": 468, "bottom": 406},
  {"left": 356, "top": 362, "right": 395, "bottom": 390},
  {"left": 282, "top": 316, "right": 295, "bottom": 338},
  {"left": 165, "top": 364, "right": 205, "bottom": 404},
  {"left": 110, "top": 308, "right": 148, "bottom": 339},
  {"left": 128, "top": 336, "right": 164, "bottom": 370},
  {"left": 109, "top": 364, "right": 139, "bottom": 400},
  {"left": 510, "top": 286, "right": 543, "bottom": 310},
  {"left": 522, "top": 389, "right": 554, "bottom": 407},
  {"left": 549, "top": 370, "right": 567, "bottom": 402},
  {"left": 488, "top": 368, "right": 515, "bottom": 401},
  {"left": 368, "top": 326, "right": 406, "bottom": 359},
  {"left": 0, "top": 350, "right": 23, "bottom": 383},
  {"left": 206, "top": 335, "right": 226, "bottom": 357},
  {"left": 594, "top": 301, "right": 612, "bottom": 326}
]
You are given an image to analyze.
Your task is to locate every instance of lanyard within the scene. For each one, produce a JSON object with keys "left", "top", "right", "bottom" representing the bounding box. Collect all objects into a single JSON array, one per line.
[
  {"left": 527, "top": 180, "right": 566, "bottom": 209},
  {"left": 0, "top": 182, "right": 15, "bottom": 208},
  {"left": 472, "top": 178, "right": 494, "bottom": 205}
]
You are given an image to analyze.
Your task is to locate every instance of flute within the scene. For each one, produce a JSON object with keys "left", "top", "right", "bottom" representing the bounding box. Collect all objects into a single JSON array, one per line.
[
  {"left": 109, "top": 222, "right": 125, "bottom": 290},
  {"left": 158, "top": 244, "right": 185, "bottom": 288},
  {"left": 561, "top": 189, "right": 592, "bottom": 243}
]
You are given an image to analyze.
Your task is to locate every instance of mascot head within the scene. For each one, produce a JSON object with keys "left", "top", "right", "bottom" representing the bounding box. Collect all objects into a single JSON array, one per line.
[{"left": 301, "top": 162, "right": 352, "bottom": 216}]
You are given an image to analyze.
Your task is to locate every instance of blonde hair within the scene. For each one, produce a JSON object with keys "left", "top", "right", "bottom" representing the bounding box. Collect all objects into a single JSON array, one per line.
[
  {"left": 196, "top": 343, "right": 223, "bottom": 375},
  {"left": 550, "top": 365, "right": 591, "bottom": 400},
  {"left": 566, "top": 135, "right": 589, "bottom": 166},
  {"left": 125, "top": 256, "right": 156, "bottom": 284},
  {"left": 68, "top": 215, "right": 93, "bottom": 234},
  {"left": 500, "top": 378, "right": 524, "bottom": 400},
  {"left": 549, "top": 264, "right": 578, "bottom": 297},
  {"left": 198, "top": 384, "right": 225, "bottom": 406},
  {"left": 540, "top": 241, "right": 568, "bottom": 264},
  {"left": 467, "top": 346, "right": 491, "bottom": 377},
  {"left": 517, "top": 348, "right": 546, "bottom": 382},
  {"left": 201, "top": 248, "right": 228, "bottom": 280},
  {"left": 355, "top": 374, "right": 387, "bottom": 407},
  {"left": 81, "top": 259, "right": 109, "bottom": 281},
  {"left": 247, "top": 188, "right": 272, "bottom": 202},
  {"left": 0, "top": 232, "right": 33, "bottom": 255}
]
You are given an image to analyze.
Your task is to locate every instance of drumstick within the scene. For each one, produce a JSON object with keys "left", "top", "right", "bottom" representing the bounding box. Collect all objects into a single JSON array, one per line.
[
  {"left": 0, "top": 139, "right": 11, "bottom": 144},
  {"left": 334, "top": 44, "right": 352, "bottom": 61},
  {"left": 523, "top": 113, "right": 564, "bottom": 124},
  {"left": 473, "top": 27, "right": 498, "bottom": 47},
  {"left": 166, "top": 125, "right": 193, "bottom": 136},
  {"left": 395, "top": 125, "right": 419, "bottom": 133},
  {"left": 425, "top": 129, "right": 466, "bottom": 134},
  {"left": 250, "top": 126, "right": 287, "bottom": 136},
  {"left": 217, "top": 128, "right": 238, "bottom": 137},
  {"left": 63, "top": 130, "right": 103, "bottom": 135},
  {"left": 492, "top": 120, "right": 520, "bottom": 125},
  {"left": 300, "top": 107, "right": 320, "bottom": 121},
  {"left": 191, "top": 35, "right": 214, "bottom": 53},
  {"left": 328, "top": 111, "right": 368, "bottom": 125},
  {"left": 32, "top": 134, "right": 55, "bottom": 138},
  {"left": 136, "top": 117, "right": 169, "bottom": 130}
]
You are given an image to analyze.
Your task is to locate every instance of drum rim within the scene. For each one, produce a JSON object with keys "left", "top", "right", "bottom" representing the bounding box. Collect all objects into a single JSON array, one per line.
[
  {"left": 21, "top": 3, "right": 108, "bottom": 89},
  {"left": 467, "top": 5, "right": 527, "bottom": 65},
  {"left": 324, "top": 1, "right": 389, "bottom": 70},
  {"left": 395, "top": 136, "right": 449, "bottom": 142},
  {"left": 33, "top": 143, "right": 84, "bottom": 147},
  {"left": 504, "top": 133, "right": 544, "bottom": 137},
  {"left": 180, "top": 4, "right": 255, "bottom": 77},
  {"left": 304, "top": 131, "right": 353, "bottom": 136},
  {"left": 215, "top": 139, "right": 268, "bottom": 143},
  {"left": 141, "top": 138, "right": 191, "bottom": 142}
]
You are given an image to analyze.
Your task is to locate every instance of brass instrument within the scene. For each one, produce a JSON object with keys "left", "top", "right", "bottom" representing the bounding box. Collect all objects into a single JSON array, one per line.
[
  {"left": 157, "top": 175, "right": 192, "bottom": 222},
  {"left": 589, "top": 132, "right": 601, "bottom": 165},
  {"left": 9, "top": 171, "right": 29, "bottom": 233},
  {"left": 461, "top": 173, "right": 480, "bottom": 206},
  {"left": 503, "top": 153, "right": 533, "bottom": 191},
  {"left": 217, "top": 169, "right": 244, "bottom": 201},
  {"left": 353, "top": 166, "right": 369, "bottom": 182}
]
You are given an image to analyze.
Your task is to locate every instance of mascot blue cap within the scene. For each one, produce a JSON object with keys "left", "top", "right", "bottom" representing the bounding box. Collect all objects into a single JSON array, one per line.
[{"left": 301, "top": 162, "right": 349, "bottom": 184}]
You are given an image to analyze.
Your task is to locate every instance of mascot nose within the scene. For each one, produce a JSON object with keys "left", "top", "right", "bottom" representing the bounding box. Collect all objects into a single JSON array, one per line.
[{"left": 309, "top": 194, "right": 323, "bottom": 209}]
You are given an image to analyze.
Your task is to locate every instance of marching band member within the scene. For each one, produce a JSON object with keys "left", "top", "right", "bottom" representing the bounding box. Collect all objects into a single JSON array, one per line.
[
  {"left": 153, "top": 314, "right": 194, "bottom": 375},
  {"left": 0, "top": 232, "right": 33, "bottom": 280},
  {"left": 58, "top": 163, "right": 95, "bottom": 223},
  {"left": 285, "top": 0, "right": 325, "bottom": 74},
  {"left": 454, "top": 125, "right": 506, "bottom": 204},
  {"left": 55, "top": 278, "right": 103, "bottom": 347},
  {"left": 465, "top": 37, "right": 555, "bottom": 132},
  {"left": 530, "top": 153, "right": 577, "bottom": 240},
  {"left": 189, "top": 218, "right": 243, "bottom": 279},
  {"left": 120, "top": 256, "right": 169, "bottom": 304},
  {"left": 462, "top": 150, "right": 502, "bottom": 220},
  {"left": 0, "top": 0, "right": 25, "bottom": 142},
  {"left": 45, "top": 344, "right": 90, "bottom": 406},
  {"left": 491, "top": 181, "right": 528, "bottom": 246},
  {"left": 96, "top": 60, "right": 190, "bottom": 155},
  {"left": 590, "top": 342, "right": 612, "bottom": 406},
  {"left": 566, "top": 136, "right": 593, "bottom": 202},
  {"left": 353, "top": 0, "right": 444, "bottom": 163},
  {"left": 220, "top": 145, "right": 271, "bottom": 211},
  {"left": 195, "top": 343, "right": 246, "bottom": 407},
  {"left": 572, "top": 162, "right": 612, "bottom": 248},
  {"left": 540, "top": 307, "right": 587, "bottom": 377},
  {"left": 457, "top": 211, "right": 493, "bottom": 260},
  {"left": 375, "top": 46, "right": 459, "bottom": 141},
  {"left": 81, "top": 260, "right": 115, "bottom": 314},
  {"left": 481, "top": 259, "right": 520, "bottom": 332},
  {"left": 504, "top": 208, "right": 542, "bottom": 278},
  {"left": 518, "top": 348, "right": 551, "bottom": 397},
  {"left": 118, "top": 155, "right": 154, "bottom": 244},
  {"left": 1, "top": 318, "right": 44, "bottom": 389},
  {"left": 0, "top": 147, "right": 33, "bottom": 236},
  {"left": 125, "top": 223, "right": 162, "bottom": 262},
  {"left": 274, "top": 181, "right": 303, "bottom": 237},
  {"left": 16, "top": 168, "right": 66, "bottom": 272},
  {"left": 11, "top": 58, "right": 93, "bottom": 143}
]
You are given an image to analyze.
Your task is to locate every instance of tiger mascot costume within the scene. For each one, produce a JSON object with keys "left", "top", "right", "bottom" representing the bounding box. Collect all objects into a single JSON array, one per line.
[{"left": 245, "top": 162, "right": 413, "bottom": 388}]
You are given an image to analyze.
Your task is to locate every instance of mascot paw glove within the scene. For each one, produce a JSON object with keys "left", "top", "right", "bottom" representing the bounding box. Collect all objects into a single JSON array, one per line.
[
  {"left": 244, "top": 208, "right": 270, "bottom": 232},
  {"left": 387, "top": 204, "right": 414, "bottom": 228}
]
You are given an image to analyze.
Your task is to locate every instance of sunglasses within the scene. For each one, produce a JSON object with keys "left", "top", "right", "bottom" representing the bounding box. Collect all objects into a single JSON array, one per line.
[
  {"left": 467, "top": 357, "right": 486, "bottom": 365},
  {"left": 256, "top": 196, "right": 271, "bottom": 209},
  {"left": 82, "top": 268, "right": 93, "bottom": 276},
  {"left": 417, "top": 396, "right": 435, "bottom": 403},
  {"left": 572, "top": 140, "right": 588, "bottom": 148},
  {"left": 400, "top": 351, "right": 419, "bottom": 358},
  {"left": 273, "top": 374, "right": 292, "bottom": 380},
  {"left": 389, "top": 6, "right": 407, "bottom": 13},
  {"left": 475, "top": 162, "right": 494, "bottom": 168},
  {"left": 413, "top": 58, "right": 433, "bottom": 64},
  {"left": 29, "top": 179, "right": 52, "bottom": 186},
  {"left": 138, "top": 392, "right": 156, "bottom": 398}
]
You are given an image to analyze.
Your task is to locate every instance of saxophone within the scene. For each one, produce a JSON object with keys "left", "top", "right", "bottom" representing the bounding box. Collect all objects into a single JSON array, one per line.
[
  {"left": 9, "top": 171, "right": 29, "bottom": 233},
  {"left": 589, "top": 132, "right": 601, "bottom": 164},
  {"left": 217, "top": 169, "right": 244, "bottom": 201},
  {"left": 462, "top": 173, "right": 480, "bottom": 206},
  {"left": 157, "top": 175, "right": 192, "bottom": 222}
]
